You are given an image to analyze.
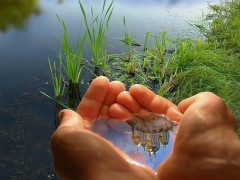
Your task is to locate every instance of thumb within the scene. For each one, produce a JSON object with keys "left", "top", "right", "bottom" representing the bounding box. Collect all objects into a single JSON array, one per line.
[
  {"left": 50, "top": 109, "right": 86, "bottom": 179},
  {"left": 58, "top": 109, "right": 84, "bottom": 129}
]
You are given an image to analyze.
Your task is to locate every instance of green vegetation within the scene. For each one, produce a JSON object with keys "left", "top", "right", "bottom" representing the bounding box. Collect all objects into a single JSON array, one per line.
[
  {"left": 79, "top": 0, "right": 114, "bottom": 67},
  {"left": 48, "top": 58, "right": 65, "bottom": 99},
  {"left": 57, "top": 16, "right": 87, "bottom": 84},
  {"left": 165, "top": 0, "right": 240, "bottom": 130},
  {"left": 46, "top": 0, "right": 240, "bottom": 133}
]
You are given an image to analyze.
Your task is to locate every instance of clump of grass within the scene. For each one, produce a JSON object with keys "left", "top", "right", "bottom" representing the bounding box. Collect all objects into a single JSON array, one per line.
[
  {"left": 79, "top": 0, "right": 114, "bottom": 67},
  {"left": 57, "top": 16, "right": 87, "bottom": 84},
  {"left": 48, "top": 58, "right": 65, "bottom": 99},
  {"left": 166, "top": 38, "right": 240, "bottom": 122},
  {"left": 207, "top": 1, "right": 240, "bottom": 53},
  {"left": 164, "top": 0, "right": 240, "bottom": 127},
  {"left": 151, "top": 32, "right": 167, "bottom": 77},
  {"left": 143, "top": 32, "right": 150, "bottom": 51},
  {"left": 122, "top": 16, "right": 133, "bottom": 61},
  {"left": 127, "top": 62, "right": 135, "bottom": 76}
]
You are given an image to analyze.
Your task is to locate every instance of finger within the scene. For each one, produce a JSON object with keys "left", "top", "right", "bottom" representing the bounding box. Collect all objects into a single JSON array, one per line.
[
  {"left": 103, "top": 81, "right": 125, "bottom": 106},
  {"left": 129, "top": 84, "right": 182, "bottom": 121},
  {"left": 58, "top": 109, "right": 84, "bottom": 129},
  {"left": 76, "top": 76, "right": 110, "bottom": 123},
  {"left": 100, "top": 81, "right": 125, "bottom": 117},
  {"left": 178, "top": 94, "right": 197, "bottom": 113},
  {"left": 116, "top": 91, "right": 141, "bottom": 114},
  {"left": 109, "top": 103, "right": 133, "bottom": 120},
  {"left": 116, "top": 91, "right": 166, "bottom": 117}
]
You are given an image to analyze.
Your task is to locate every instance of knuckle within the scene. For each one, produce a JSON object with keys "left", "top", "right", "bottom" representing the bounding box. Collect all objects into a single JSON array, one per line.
[{"left": 199, "top": 92, "right": 227, "bottom": 109}]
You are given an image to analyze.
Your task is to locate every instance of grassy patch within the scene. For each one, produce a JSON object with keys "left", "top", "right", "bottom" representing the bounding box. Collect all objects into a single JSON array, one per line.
[{"left": 165, "top": 0, "right": 240, "bottom": 128}]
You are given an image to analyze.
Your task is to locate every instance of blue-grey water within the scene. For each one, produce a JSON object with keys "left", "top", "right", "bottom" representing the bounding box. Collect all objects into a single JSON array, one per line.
[{"left": 0, "top": 0, "right": 220, "bottom": 179}]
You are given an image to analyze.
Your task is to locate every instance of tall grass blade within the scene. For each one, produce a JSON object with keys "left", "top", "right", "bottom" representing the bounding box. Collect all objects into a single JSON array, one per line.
[{"left": 40, "top": 91, "right": 71, "bottom": 109}]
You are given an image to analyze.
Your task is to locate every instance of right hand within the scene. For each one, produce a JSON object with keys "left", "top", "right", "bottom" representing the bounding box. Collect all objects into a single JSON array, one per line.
[{"left": 115, "top": 88, "right": 240, "bottom": 180}]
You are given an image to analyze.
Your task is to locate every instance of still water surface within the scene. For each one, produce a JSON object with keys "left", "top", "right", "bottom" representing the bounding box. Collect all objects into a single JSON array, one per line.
[{"left": 0, "top": 0, "right": 219, "bottom": 179}]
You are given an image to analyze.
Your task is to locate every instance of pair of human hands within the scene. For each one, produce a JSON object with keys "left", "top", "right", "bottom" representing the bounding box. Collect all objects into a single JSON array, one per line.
[{"left": 50, "top": 76, "right": 240, "bottom": 180}]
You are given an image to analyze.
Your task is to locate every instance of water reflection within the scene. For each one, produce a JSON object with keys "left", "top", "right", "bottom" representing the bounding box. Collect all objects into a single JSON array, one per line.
[
  {"left": 0, "top": 0, "right": 40, "bottom": 32},
  {"left": 92, "top": 114, "right": 178, "bottom": 170}
]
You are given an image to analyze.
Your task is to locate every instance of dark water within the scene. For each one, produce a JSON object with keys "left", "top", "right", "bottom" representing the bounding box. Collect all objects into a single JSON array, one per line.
[{"left": 0, "top": 0, "right": 219, "bottom": 179}]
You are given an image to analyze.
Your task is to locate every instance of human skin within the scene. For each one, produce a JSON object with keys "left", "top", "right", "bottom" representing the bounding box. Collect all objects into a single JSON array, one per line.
[{"left": 50, "top": 76, "right": 240, "bottom": 180}]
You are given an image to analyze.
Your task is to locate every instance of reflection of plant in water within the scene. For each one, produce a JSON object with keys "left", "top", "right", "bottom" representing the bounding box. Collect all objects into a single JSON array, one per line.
[
  {"left": 127, "top": 114, "right": 178, "bottom": 158},
  {"left": 0, "top": 0, "right": 40, "bottom": 32}
]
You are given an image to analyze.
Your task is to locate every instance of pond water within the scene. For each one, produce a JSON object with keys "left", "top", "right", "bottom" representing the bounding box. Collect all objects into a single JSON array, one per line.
[{"left": 0, "top": 0, "right": 220, "bottom": 179}]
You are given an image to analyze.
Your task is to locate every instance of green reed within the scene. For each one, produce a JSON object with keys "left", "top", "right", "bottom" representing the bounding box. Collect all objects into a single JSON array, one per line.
[
  {"left": 143, "top": 49, "right": 151, "bottom": 70},
  {"left": 122, "top": 16, "right": 133, "bottom": 61},
  {"left": 57, "top": 16, "right": 87, "bottom": 84},
  {"left": 143, "top": 32, "right": 168, "bottom": 81},
  {"left": 79, "top": 0, "right": 114, "bottom": 67},
  {"left": 48, "top": 58, "right": 65, "bottom": 99},
  {"left": 143, "top": 32, "right": 150, "bottom": 51}
]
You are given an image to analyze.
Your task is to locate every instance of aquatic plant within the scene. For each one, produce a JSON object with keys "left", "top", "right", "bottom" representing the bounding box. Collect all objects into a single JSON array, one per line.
[
  {"left": 143, "top": 49, "right": 150, "bottom": 70},
  {"left": 126, "top": 62, "right": 135, "bottom": 76},
  {"left": 101, "top": 47, "right": 108, "bottom": 75},
  {"left": 122, "top": 16, "right": 133, "bottom": 61},
  {"left": 143, "top": 32, "right": 170, "bottom": 83},
  {"left": 48, "top": 58, "right": 65, "bottom": 99},
  {"left": 143, "top": 32, "right": 150, "bottom": 51},
  {"left": 57, "top": 16, "right": 87, "bottom": 84},
  {"left": 79, "top": 0, "right": 114, "bottom": 67}
]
